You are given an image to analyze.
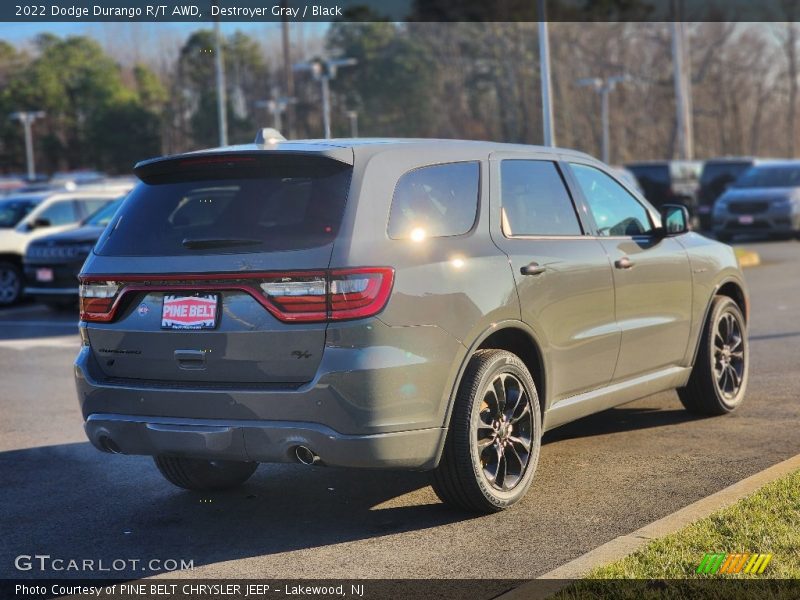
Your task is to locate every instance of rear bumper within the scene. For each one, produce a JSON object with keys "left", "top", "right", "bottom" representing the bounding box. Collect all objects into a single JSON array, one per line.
[
  {"left": 84, "top": 414, "right": 444, "bottom": 470},
  {"left": 75, "top": 318, "right": 465, "bottom": 469}
]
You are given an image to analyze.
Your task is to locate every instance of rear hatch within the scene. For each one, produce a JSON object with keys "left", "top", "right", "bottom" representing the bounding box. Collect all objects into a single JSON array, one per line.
[{"left": 82, "top": 152, "right": 353, "bottom": 385}]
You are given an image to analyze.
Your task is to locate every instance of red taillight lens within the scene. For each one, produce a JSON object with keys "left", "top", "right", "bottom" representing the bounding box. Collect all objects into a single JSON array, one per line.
[
  {"left": 328, "top": 268, "right": 394, "bottom": 320},
  {"left": 79, "top": 281, "right": 121, "bottom": 322},
  {"left": 78, "top": 268, "right": 394, "bottom": 324},
  {"left": 259, "top": 268, "right": 394, "bottom": 322}
]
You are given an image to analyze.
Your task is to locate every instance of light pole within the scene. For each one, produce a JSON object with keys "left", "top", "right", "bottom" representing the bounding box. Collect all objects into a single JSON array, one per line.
[
  {"left": 538, "top": 0, "right": 555, "bottom": 146},
  {"left": 577, "top": 76, "right": 627, "bottom": 164},
  {"left": 10, "top": 111, "right": 45, "bottom": 181},
  {"left": 214, "top": 19, "right": 228, "bottom": 146},
  {"left": 345, "top": 110, "right": 358, "bottom": 138},
  {"left": 294, "top": 57, "right": 357, "bottom": 139},
  {"left": 255, "top": 88, "right": 296, "bottom": 133}
]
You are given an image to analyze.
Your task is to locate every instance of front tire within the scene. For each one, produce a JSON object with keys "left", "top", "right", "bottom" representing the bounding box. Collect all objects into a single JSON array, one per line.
[
  {"left": 432, "top": 349, "right": 542, "bottom": 513},
  {"left": 678, "top": 296, "right": 748, "bottom": 415},
  {"left": 154, "top": 456, "right": 257, "bottom": 491},
  {"left": 0, "top": 261, "right": 22, "bottom": 306}
]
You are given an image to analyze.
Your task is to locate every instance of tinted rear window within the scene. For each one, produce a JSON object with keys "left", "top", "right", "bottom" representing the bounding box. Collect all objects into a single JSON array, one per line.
[
  {"left": 500, "top": 160, "right": 581, "bottom": 236},
  {"left": 627, "top": 165, "right": 670, "bottom": 185},
  {"left": 700, "top": 162, "right": 752, "bottom": 186},
  {"left": 387, "top": 162, "right": 479, "bottom": 239},
  {"left": 96, "top": 156, "right": 352, "bottom": 256}
]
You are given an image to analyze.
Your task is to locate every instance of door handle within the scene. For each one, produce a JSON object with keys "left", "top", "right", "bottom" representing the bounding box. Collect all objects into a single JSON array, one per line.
[
  {"left": 520, "top": 262, "right": 546, "bottom": 276},
  {"left": 614, "top": 257, "right": 634, "bottom": 270},
  {"left": 175, "top": 349, "right": 206, "bottom": 370}
]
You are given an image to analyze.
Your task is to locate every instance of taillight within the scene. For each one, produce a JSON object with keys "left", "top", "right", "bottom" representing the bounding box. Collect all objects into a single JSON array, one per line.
[
  {"left": 259, "top": 268, "right": 394, "bottom": 322},
  {"left": 79, "top": 268, "right": 394, "bottom": 324},
  {"left": 79, "top": 281, "right": 121, "bottom": 322}
]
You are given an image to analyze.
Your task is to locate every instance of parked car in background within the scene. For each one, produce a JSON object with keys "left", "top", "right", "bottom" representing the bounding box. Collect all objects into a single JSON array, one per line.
[
  {"left": 0, "top": 194, "right": 45, "bottom": 229},
  {"left": 0, "top": 176, "right": 26, "bottom": 196},
  {"left": 0, "top": 184, "right": 132, "bottom": 306},
  {"left": 697, "top": 158, "right": 760, "bottom": 230},
  {"left": 626, "top": 160, "right": 703, "bottom": 221},
  {"left": 713, "top": 160, "right": 800, "bottom": 242},
  {"left": 24, "top": 197, "right": 125, "bottom": 309},
  {"left": 76, "top": 137, "right": 749, "bottom": 513}
]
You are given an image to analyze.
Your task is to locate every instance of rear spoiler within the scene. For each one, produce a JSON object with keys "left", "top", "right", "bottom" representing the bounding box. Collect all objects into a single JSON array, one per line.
[{"left": 133, "top": 149, "right": 354, "bottom": 184}]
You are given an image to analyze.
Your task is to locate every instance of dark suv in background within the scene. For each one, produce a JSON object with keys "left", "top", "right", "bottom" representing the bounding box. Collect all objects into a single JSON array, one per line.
[
  {"left": 75, "top": 137, "right": 749, "bottom": 513},
  {"left": 697, "top": 158, "right": 758, "bottom": 230},
  {"left": 626, "top": 160, "right": 702, "bottom": 222}
]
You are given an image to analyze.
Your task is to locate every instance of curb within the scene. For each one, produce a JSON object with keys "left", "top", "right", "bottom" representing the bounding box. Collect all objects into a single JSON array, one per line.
[
  {"left": 735, "top": 248, "right": 761, "bottom": 268},
  {"left": 500, "top": 452, "right": 800, "bottom": 599}
]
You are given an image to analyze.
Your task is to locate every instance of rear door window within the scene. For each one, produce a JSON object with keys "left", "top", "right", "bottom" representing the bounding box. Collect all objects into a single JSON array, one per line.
[
  {"left": 500, "top": 160, "right": 582, "bottom": 236},
  {"left": 96, "top": 156, "right": 352, "bottom": 256},
  {"left": 388, "top": 162, "right": 479, "bottom": 239}
]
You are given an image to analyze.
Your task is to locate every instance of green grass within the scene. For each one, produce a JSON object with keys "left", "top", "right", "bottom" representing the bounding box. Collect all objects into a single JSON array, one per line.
[{"left": 550, "top": 469, "right": 800, "bottom": 599}]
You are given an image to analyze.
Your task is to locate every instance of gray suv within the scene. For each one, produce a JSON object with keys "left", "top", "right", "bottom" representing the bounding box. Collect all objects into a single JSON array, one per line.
[
  {"left": 75, "top": 137, "right": 749, "bottom": 513},
  {"left": 713, "top": 160, "right": 800, "bottom": 241}
]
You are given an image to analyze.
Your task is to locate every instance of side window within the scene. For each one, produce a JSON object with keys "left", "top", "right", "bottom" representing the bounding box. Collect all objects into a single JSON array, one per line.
[
  {"left": 500, "top": 160, "right": 582, "bottom": 236},
  {"left": 388, "top": 162, "right": 479, "bottom": 239},
  {"left": 36, "top": 201, "right": 78, "bottom": 226},
  {"left": 80, "top": 199, "right": 112, "bottom": 219},
  {"left": 570, "top": 163, "right": 653, "bottom": 236}
]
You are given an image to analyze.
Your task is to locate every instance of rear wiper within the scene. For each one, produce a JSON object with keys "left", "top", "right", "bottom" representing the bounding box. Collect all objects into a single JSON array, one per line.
[{"left": 181, "top": 237, "right": 263, "bottom": 249}]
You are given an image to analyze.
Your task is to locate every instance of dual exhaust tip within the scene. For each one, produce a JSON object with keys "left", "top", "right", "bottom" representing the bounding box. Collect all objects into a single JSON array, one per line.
[{"left": 294, "top": 445, "right": 321, "bottom": 465}]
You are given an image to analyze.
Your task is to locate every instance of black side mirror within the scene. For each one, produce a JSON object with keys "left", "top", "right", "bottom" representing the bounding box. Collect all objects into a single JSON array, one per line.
[
  {"left": 660, "top": 204, "right": 690, "bottom": 236},
  {"left": 30, "top": 217, "right": 51, "bottom": 229}
]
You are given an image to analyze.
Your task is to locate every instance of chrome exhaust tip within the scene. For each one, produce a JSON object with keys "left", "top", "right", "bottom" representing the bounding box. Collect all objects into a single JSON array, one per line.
[
  {"left": 294, "top": 445, "right": 320, "bottom": 465},
  {"left": 99, "top": 435, "right": 122, "bottom": 454}
]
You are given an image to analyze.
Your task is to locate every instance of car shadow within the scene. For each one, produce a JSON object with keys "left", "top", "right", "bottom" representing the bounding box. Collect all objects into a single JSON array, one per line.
[
  {"left": 543, "top": 405, "right": 704, "bottom": 443},
  {"left": 0, "top": 442, "right": 474, "bottom": 579}
]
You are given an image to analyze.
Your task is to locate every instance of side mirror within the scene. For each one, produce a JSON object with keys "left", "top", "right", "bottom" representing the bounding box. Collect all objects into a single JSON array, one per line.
[
  {"left": 30, "top": 217, "right": 51, "bottom": 229},
  {"left": 660, "top": 204, "right": 689, "bottom": 236}
]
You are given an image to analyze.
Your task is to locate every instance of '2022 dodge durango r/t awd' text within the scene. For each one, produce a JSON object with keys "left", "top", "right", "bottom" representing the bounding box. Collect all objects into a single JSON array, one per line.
[{"left": 75, "top": 136, "right": 749, "bottom": 513}]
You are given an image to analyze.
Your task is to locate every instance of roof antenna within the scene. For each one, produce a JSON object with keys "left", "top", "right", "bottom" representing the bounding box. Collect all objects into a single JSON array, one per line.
[{"left": 255, "top": 128, "right": 286, "bottom": 145}]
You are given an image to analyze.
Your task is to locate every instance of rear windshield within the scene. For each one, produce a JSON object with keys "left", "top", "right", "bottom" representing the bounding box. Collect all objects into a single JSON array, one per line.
[
  {"left": 700, "top": 162, "right": 752, "bottom": 186},
  {"left": 733, "top": 165, "right": 800, "bottom": 189},
  {"left": 96, "top": 156, "right": 352, "bottom": 256},
  {"left": 627, "top": 165, "right": 670, "bottom": 185}
]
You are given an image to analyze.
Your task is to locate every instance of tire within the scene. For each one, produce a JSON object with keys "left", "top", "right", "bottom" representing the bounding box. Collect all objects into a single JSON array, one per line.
[
  {"left": 154, "top": 456, "right": 258, "bottom": 491},
  {"left": 678, "top": 296, "right": 749, "bottom": 416},
  {"left": 0, "top": 261, "right": 23, "bottom": 306},
  {"left": 432, "top": 349, "right": 542, "bottom": 513}
]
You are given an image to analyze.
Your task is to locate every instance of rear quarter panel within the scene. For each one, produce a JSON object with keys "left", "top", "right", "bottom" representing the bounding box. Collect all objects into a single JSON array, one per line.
[{"left": 329, "top": 145, "right": 520, "bottom": 428}]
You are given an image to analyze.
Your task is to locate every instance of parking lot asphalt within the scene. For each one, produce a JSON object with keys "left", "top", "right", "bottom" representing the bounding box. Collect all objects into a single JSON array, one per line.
[{"left": 1, "top": 239, "right": 798, "bottom": 580}]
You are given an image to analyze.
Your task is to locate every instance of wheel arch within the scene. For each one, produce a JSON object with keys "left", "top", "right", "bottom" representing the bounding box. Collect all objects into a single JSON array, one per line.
[
  {"left": 689, "top": 277, "right": 749, "bottom": 368},
  {"left": 431, "top": 320, "right": 548, "bottom": 469},
  {"left": 0, "top": 252, "right": 23, "bottom": 267}
]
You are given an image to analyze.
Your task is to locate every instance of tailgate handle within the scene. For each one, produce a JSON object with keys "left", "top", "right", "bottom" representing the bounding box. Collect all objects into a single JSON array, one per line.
[{"left": 175, "top": 349, "right": 206, "bottom": 370}]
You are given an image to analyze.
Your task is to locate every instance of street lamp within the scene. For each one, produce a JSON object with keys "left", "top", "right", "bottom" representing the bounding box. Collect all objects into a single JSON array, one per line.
[
  {"left": 255, "top": 87, "right": 296, "bottom": 133},
  {"left": 9, "top": 111, "right": 46, "bottom": 181},
  {"left": 345, "top": 110, "right": 359, "bottom": 138},
  {"left": 577, "top": 76, "right": 628, "bottom": 164},
  {"left": 294, "top": 57, "right": 357, "bottom": 139}
]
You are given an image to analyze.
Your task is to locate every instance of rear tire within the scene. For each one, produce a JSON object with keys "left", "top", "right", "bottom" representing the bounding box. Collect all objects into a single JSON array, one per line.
[
  {"left": 154, "top": 456, "right": 257, "bottom": 491},
  {"left": 432, "top": 349, "right": 542, "bottom": 513},
  {"left": 0, "top": 261, "right": 22, "bottom": 306},
  {"left": 678, "top": 296, "right": 748, "bottom": 415}
]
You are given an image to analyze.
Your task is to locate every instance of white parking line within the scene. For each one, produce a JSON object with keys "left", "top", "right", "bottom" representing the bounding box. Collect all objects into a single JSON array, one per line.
[
  {"left": 0, "top": 336, "right": 79, "bottom": 350},
  {"left": 0, "top": 320, "right": 78, "bottom": 327}
]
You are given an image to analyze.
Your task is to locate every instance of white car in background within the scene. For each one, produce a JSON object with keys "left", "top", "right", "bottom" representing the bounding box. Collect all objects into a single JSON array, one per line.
[{"left": 0, "top": 184, "right": 132, "bottom": 306}]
